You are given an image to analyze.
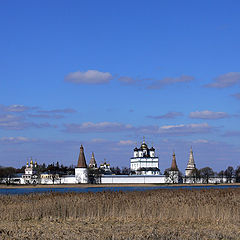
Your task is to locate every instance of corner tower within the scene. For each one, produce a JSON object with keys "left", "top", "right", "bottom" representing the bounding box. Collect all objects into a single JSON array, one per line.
[
  {"left": 75, "top": 145, "right": 88, "bottom": 183},
  {"left": 168, "top": 151, "right": 179, "bottom": 183}
]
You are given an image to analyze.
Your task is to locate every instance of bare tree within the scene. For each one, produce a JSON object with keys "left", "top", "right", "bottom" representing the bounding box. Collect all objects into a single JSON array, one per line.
[
  {"left": 224, "top": 166, "right": 234, "bottom": 183},
  {"left": 218, "top": 170, "right": 225, "bottom": 183},
  {"left": 88, "top": 167, "right": 102, "bottom": 184},
  {"left": 235, "top": 166, "right": 240, "bottom": 183},
  {"left": 164, "top": 168, "right": 179, "bottom": 184},
  {"left": 199, "top": 167, "right": 214, "bottom": 184}
]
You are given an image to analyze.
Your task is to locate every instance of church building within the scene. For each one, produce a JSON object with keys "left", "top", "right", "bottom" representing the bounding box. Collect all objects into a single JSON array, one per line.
[{"left": 130, "top": 140, "right": 160, "bottom": 175}]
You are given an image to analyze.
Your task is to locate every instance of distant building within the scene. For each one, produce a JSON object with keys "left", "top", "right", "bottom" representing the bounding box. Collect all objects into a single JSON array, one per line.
[
  {"left": 22, "top": 158, "right": 39, "bottom": 184},
  {"left": 100, "top": 161, "right": 112, "bottom": 174},
  {"left": 130, "top": 140, "right": 160, "bottom": 175},
  {"left": 75, "top": 145, "right": 88, "bottom": 183},
  {"left": 185, "top": 147, "right": 197, "bottom": 177},
  {"left": 168, "top": 152, "right": 180, "bottom": 183},
  {"left": 89, "top": 152, "right": 97, "bottom": 169},
  {"left": 40, "top": 173, "right": 60, "bottom": 184}
]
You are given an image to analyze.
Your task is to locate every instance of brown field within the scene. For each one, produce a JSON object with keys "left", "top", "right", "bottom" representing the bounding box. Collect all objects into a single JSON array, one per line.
[{"left": 0, "top": 188, "right": 240, "bottom": 239}]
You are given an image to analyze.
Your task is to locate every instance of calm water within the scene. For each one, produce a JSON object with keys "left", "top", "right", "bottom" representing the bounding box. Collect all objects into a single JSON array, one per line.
[{"left": 0, "top": 184, "right": 240, "bottom": 195}]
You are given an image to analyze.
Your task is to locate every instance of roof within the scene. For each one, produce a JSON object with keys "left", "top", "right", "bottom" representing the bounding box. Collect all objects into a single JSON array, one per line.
[
  {"left": 170, "top": 152, "right": 179, "bottom": 171},
  {"left": 89, "top": 152, "right": 97, "bottom": 167},
  {"left": 77, "top": 145, "right": 87, "bottom": 168}
]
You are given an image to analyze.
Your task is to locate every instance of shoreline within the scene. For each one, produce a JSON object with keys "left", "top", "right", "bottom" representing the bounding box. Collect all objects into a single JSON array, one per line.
[{"left": 0, "top": 183, "right": 239, "bottom": 189}]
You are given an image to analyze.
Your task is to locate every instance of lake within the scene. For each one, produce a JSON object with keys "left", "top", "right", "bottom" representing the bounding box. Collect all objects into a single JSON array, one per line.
[{"left": 0, "top": 184, "right": 240, "bottom": 195}]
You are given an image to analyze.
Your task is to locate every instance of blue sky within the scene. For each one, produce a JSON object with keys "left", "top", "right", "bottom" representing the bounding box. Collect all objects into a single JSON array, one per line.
[{"left": 0, "top": 0, "right": 240, "bottom": 172}]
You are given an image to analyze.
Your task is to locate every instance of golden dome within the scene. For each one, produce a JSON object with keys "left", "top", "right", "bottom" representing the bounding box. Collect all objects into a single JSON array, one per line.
[{"left": 141, "top": 142, "right": 148, "bottom": 149}]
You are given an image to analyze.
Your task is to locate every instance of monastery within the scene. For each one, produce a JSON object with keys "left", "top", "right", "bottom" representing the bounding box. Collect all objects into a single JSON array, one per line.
[{"left": 11, "top": 140, "right": 233, "bottom": 185}]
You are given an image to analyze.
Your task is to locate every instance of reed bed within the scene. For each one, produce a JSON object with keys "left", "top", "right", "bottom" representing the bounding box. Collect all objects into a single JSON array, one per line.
[{"left": 0, "top": 188, "right": 240, "bottom": 239}]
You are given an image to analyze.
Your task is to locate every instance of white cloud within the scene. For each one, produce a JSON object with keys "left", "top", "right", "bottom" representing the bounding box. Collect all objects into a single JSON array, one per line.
[
  {"left": 6, "top": 105, "right": 29, "bottom": 112},
  {"left": 157, "top": 123, "right": 212, "bottom": 135},
  {"left": 189, "top": 110, "right": 229, "bottom": 119},
  {"left": 205, "top": 72, "right": 240, "bottom": 88},
  {"left": 64, "top": 70, "right": 113, "bottom": 84}
]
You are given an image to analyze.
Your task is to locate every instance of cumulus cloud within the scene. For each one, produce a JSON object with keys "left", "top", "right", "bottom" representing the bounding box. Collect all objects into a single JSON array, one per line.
[
  {"left": 189, "top": 110, "right": 229, "bottom": 119},
  {"left": 205, "top": 72, "right": 240, "bottom": 88},
  {"left": 64, "top": 70, "right": 113, "bottom": 84},
  {"left": 147, "top": 112, "right": 183, "bottom": 119},
  {"left": 156, "top": 123, "right": 213, "bottom": 135},
  {"left": 64, "top": 122, "right": 134, "bottom": 133},
  {"left": 147, "top": 75, "right": 194, "bottom": 89}
]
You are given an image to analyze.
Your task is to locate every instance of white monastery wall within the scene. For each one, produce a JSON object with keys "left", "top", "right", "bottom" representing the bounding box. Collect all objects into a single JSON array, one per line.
[{"left": 101, "top": 175, "right": 165, "bottom": 184}]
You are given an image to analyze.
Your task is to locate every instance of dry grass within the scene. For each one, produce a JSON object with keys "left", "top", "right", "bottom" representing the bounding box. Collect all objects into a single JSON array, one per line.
[{"left": 0, "top": 188, "right": 240, "bottom": 239}]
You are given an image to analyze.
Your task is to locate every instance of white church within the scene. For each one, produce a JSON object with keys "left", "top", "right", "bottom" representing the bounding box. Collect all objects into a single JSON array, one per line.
[{"left": 130, "top": 140, "right": 160, "bottom": 175}]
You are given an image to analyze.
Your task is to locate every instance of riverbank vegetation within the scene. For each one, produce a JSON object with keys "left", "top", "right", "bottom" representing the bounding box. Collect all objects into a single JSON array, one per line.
[{"left": 0, "top": 188, "right": 240, "bottom": 239}]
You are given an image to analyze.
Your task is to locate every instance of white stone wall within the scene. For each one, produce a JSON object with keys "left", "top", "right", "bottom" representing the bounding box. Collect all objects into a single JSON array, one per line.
[
  {"left": 101, "top": 175, "right": 165, "bottom": 184},
  {"left": 60, "top": 176, "right": 76, "bottom": 184},
  {"left": 183, "top": 176, "right": 236, "bottom": 184},
  {"left": 75, "top": 168, "right": 88, "bottom": 183}
]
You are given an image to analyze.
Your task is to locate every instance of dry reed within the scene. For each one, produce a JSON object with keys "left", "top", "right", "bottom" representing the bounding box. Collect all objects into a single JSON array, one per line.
[{"left": 0, "top": 188, "right": 240, "bottom": 239}]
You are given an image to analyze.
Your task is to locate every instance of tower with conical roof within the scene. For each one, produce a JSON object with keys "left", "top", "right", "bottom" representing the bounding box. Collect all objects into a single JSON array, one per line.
[
  {"left": 89, "top": 152, "right": 97, "bottom": 168},
  {"left": 168, "top": 151, "right": 179, "bottom": 183},
  {"left": 185, "top": 147, "right": 197, "bottom": 177},
  {"left": 170, "top": 152, "right": 178, "bottom": 171},
  {"left": 75, "top": 145, "right": 88, "bottom": 183}
]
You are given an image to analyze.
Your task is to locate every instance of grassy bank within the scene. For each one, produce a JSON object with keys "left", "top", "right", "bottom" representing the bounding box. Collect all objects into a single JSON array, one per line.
[{"left": 0, "top": 188, "right": 240, "bottom": 239}]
